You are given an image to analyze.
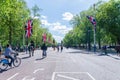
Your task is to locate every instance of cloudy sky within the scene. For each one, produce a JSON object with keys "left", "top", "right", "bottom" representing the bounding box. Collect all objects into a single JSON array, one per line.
[{"left": 25, "top": 0, "right": 109, "bottom": 43}]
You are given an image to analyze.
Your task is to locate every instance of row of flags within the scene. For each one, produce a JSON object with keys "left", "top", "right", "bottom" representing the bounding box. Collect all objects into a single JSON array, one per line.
[
  {"left": 42, "top": 33, "right": 55, "bottom": 44},
  {"left": 24, "top": 16, "right": 95, "bottom": 43},
  {"left": 24, "top": 20, "right": 54, "bottom": 43}
]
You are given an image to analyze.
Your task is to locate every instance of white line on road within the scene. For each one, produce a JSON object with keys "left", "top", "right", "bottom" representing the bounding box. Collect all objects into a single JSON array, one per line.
[
  {"left": 51, "top": 72, "right": 56, "bottom": 80},
  {"left": 33, "top": 68, "right": 44, "bottom": 74},
  {"left": 7, "top": 73, "right": 19, "bottom": 80},
  {"left": 22, "top": 76, "right": 35, "bottom": 80},
  {"left": 34, "top": 61, "right": 68, "bottom": 63},
  {"left": 87, "top": 72, "right": 96, "bottom": 80},
  {"left": 57, "top": 74, "right": 79, "bottom": 80},
  {"left": 51, "top": 72, "right": 96, "bottom": 80}
]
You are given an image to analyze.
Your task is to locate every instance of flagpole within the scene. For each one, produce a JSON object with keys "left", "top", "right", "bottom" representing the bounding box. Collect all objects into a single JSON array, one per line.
[
  {"left": 93, "top": 26, "right": 96, "bottom": 53},
  {"left": 93, "top": 4, "right": 96, "bottom": 53}
]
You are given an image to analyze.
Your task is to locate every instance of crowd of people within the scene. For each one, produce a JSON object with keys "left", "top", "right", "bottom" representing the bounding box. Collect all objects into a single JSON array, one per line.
[{"left": 0, "top": 41, "right": 64, "bottom": 63}]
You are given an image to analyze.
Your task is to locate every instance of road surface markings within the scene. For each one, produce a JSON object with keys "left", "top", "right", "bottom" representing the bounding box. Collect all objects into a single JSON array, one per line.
[
  {"left": 52, "top": 72, "right": 96, "bottom": 80},
  {"left": 87, "top": 72, "right": 96, "bottom": 80},
  {"left": 7, "top": 73, "right": 19, "bottom": 80},
  {"left": 33, "top": 68, "right": 44, "bottom": 74},
  {"left": 34, "top": 61, "right": 68, "bottom": 63},
  {"left": 57, "top": 74, "right": 79, "bottom": 80},
  {"left": 22, "top": 76, "right": 35, "bottom": 80}
]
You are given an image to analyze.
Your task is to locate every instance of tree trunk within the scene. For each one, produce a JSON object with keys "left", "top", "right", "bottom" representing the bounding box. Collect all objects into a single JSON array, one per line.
[{"left": 9, "top": 26, "right": 12, "bottom": 44}]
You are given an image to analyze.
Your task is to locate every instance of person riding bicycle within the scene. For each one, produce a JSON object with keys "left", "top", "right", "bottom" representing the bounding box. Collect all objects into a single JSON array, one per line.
[{"left": 4, "top": 44, "right": 16, "bottom": 67}]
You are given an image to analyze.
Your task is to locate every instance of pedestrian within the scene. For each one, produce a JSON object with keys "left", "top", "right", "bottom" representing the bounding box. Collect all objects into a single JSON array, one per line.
[
  {"left": 102, "top": 45, "right": 107, "bottom": 55},
  {"left": 28, "top": 44, "right": 31, "bottom": 57},
  {"left": 25, "top": 45, "right": 28, "bottom": 54},
  {"left": 30, "top": 41, "right": 35, "bottom": 56},
  {"left": 41, "top": 43, "right": 47, "bottom": 58},
  {"left": 61, "top": 45, "right": 63, "bottom": 52},
  {"left": 57, "top": 45, "right": 59, "bottom": 52}
]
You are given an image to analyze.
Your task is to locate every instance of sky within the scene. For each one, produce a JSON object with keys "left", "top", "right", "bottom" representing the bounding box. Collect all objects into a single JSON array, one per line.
[{"left": 25, "top": 0, "right": 109, "bottom": 43}]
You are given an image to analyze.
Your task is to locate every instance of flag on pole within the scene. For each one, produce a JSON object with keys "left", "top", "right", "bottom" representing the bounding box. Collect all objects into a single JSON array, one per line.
[
  {"left": 42, "top": 33, "right": 47, "bottom": 42},
  {"left": 87, "top": 16, "right": 96, "bottom": 26},
  {"left": 25, "top": 20, "right": 33, "bottom": 38}
]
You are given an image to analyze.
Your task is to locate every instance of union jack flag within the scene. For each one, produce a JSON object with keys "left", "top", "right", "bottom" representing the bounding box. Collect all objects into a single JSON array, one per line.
[
  {"left": 42, "top": 33, "right": 47, "bottom": 42},
  {"left": 87, "top": 16, "right": 96, "bottom": 26},
  {"left": 25, "top": 20, "right": 33, "bottom": 38}
]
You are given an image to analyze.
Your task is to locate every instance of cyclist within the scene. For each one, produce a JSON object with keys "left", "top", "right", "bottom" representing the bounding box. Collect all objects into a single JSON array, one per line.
[{"left": 4, "top": 44, "right": 15, "bottom": 67}]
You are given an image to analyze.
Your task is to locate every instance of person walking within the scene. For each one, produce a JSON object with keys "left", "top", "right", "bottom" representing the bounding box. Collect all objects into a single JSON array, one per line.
[
  {"left": 41, "top": 43, "right": 47, "bottom": 58},
  {"left": 30, "top": 41, "right": 35, "bottom": 56},
  {"left": 61, "top": 45, "right": 63, "bottom": 52},
  {"left": 57, "top": 45, "right": 59, "bottom": 52}
]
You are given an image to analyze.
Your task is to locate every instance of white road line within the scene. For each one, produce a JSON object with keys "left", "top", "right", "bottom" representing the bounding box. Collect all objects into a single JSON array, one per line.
[
  {"left": 22, "top": 76, "right": 29, "bottom": 80},
  {"left": 51, "top": 72, "right": 96, "bottom": 80},
  {"left": 7, "top": 73, "right": 19, "bottom": 80},
  {"left": 51, "top": 72, "right": 56, "bottom": 80},
  {"left": 34, "top": 61, "right": 68, "bottom": 63},
  {"left": 54, "top": 72, "right": 87, "bottom": 74},
  {"left": 22, "top": 76, "right": 36, "bottom": 80},
  {"left": 33, "top": 68, "right": 44, "bottom": 74},
  {"left": 87, "top": 72, "right": 96, "bottom": 80},
  {"left": 57, "top": 74, "right": 79, "bottom": 80}
]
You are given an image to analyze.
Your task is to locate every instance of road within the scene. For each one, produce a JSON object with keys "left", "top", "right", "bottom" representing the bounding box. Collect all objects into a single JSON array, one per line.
[{"left": 0, "top": 48, "right": 120, "bottom": 80}]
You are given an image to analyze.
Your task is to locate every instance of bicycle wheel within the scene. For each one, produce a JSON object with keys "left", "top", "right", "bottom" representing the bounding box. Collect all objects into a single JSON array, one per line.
[
  {"left": 0, "top": 59, "right": 8, "bottom": 70},
  {"left": 13, "top": 57, "right": 21, "bottom": 67}
]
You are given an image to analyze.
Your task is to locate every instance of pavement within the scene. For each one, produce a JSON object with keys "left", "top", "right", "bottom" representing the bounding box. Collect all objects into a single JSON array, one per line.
[{"left": 0, "top": 47, "right": 120, "bottom": 80}]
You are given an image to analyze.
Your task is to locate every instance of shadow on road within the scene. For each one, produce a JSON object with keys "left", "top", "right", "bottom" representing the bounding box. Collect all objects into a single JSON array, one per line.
[
  {"left": 0, "top": 67, "right": 14, "bottom": 73},
  {"left": 36, "top": 57, "right": 45, "bottom": 60},
  {"left": 67, "top": 51, "right": 88, "bottom": 54},
  {"left": 97, "top": 54, "right": 120, "bottom": 60},
  {"left": 107, "top": 55, "right": 120, "bottom": 60},
  {"left": 21, "top": 56, "right": 30, "bottom": 59}
]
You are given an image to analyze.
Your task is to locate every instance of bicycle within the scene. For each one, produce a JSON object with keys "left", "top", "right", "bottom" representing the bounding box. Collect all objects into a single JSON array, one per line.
[{"left": 0, "top": 52, "right": 21, "bottom": 71}]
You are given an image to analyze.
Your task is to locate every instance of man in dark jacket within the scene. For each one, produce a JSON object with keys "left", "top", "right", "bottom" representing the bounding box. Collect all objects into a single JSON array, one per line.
[{"left": 41, "top": 43, "right": 47, "bottom": 57}]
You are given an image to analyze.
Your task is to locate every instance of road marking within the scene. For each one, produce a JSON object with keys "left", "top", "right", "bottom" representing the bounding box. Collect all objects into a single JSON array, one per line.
[
  {"left": 22, "top": 76, "right": 35, "bottom": 80},
  {"left": 87, "top": 72, "right": 96, "bottom": 80},
  {"left": 33, "top": 68, "right": 44, "bottom": 74},
  {"left": 57, "top": 74, "right": 79, "bottom": 80},
  {"left": 34, "top": 61, "right": 68, "bottom": 63},
  {"left": 7, "top": 73, "right": 19, "bottom": 80},
  {"left": 52, "top": 72, "right": 96, "bottom": 80},
  {"left": 51, "top": 72, "right": 56, "bottom": 80}
]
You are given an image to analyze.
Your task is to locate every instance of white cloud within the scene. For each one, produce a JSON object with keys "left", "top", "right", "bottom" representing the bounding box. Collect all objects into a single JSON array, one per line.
[
  {"left": 40, "top": 15, "right": 73, "bottom": 42},
  {"left": 62, "top": 12, "right": 74, "bottom": 21},
  {"left": 41, "top": 19, "right": 51, "bottom": 26},
  {"left": 51, "top": 22, "right": 72, "bottom": 35},
  {"left": 41, "top": 15, "right": 47, "bottom": 19},
  {"left": 41, "top": 20, "right": 72, "bottom": 35},
  {"left": 53, "top": 35, "right": 63, "bottom": 43}
]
